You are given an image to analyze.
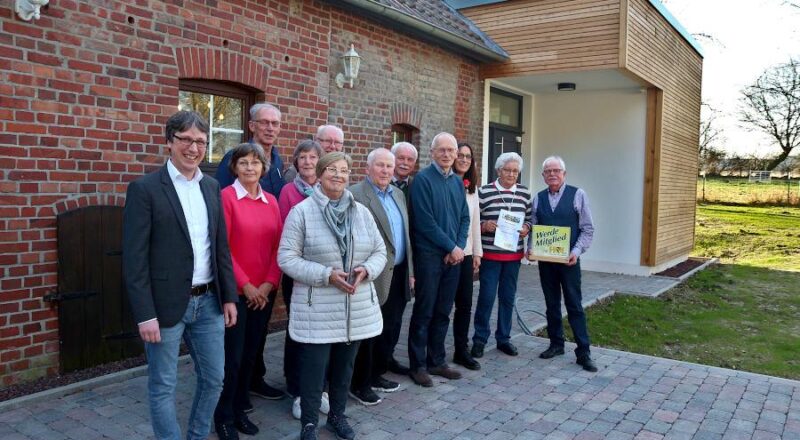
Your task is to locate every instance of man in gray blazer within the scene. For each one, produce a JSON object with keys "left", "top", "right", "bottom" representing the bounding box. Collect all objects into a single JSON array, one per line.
[
  {"left": 123, "top": 110, "right": 238, "bottom": 440},
  {"left": 349, "top": 148, "right": 415, "bottom": 404}
]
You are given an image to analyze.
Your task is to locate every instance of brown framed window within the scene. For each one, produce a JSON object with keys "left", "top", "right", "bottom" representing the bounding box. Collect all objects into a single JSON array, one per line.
[
  {"left": 391, "top": 124, "right": 415, "bottom": 145},
  {"left": 178, "top": 80, "right": 257, "bottom": 163}
]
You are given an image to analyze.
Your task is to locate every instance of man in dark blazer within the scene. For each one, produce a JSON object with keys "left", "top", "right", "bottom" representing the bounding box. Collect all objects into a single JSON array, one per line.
[
  {"left": 349, "top": 147, "right": 415, "bottom": 404},
  {"left": 123, "top": 110, "right": 238, "bottom": 440}
]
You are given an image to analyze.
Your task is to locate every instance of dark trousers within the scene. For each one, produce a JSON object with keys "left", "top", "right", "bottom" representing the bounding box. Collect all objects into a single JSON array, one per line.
[
  {"left": 408, "top": 252, "right": 460, "bottom": 371},
  {"left": 452, "top": 255, "right": 474, "bottom": 354},
  {"left": 250, "top": 287, "right": 290, "bottom": 388},
  {"left": 375, "top": 261, "right": 408, "bottom": 374},
  {"left": 299, "top": 341, "right": 360, "bottom": 427},
  {"left": 214, "top": 298, "right": 269, "bottom": 423},
  {"left": 539, "top": 260, "right": 591, "bottom": 357},
  {"left": 350, "top": 336, "right": 376, "bottom": 392},
  {"left": 281, "top": 274, "right": 300, "bottom": 396}
]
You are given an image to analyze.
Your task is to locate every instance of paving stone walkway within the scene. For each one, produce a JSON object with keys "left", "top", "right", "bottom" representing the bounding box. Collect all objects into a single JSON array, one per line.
[{"left": 2, "top": 265, "right": 799, "bottom": 440}]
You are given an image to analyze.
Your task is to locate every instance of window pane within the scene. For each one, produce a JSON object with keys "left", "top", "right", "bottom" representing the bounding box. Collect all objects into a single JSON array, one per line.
[
  {"left": 207, "top": 131, "right": 243, "bottom": 163},
  {"left": 179, "top": 91, "right": 211, "bottom": 120},
  {"left": 489, "top": 91, "right": 521, "bottom": 128},
  {"left": 178, "top": 90, "right": 245, "bottom": 163},
  {"left": 212, "top": 96, "right": 242, "bottom": 131}
]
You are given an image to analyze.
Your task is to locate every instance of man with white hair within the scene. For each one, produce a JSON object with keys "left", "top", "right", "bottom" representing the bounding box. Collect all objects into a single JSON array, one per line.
[
  {"left": 284, "top": 125, "right": 345, "bottom": 181},
  {"left": 534, "top": 155, "right": 597, "bottom": 372},
  {"left": 349, "top": 148, "right": 414, "bottom": 405},
  {"left": 407, "top": 133, "right": 470, "bottom": 387},
  {"left": 390, "top": 141, "right": 418, "bottom": 200}
]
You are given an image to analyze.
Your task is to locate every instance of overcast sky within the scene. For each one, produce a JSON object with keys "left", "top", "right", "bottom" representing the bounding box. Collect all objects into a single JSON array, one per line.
[{"left": 661, "top": 0, "right": 800, "bottom": 156}]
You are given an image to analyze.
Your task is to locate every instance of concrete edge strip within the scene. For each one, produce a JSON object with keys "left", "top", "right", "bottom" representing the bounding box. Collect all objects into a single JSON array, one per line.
[{"left": 0, "top": 355, "right": 191, "bottom": 411}]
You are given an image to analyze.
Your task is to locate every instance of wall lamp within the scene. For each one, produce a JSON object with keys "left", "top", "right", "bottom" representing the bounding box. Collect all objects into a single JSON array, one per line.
[
  {"left": 335, "top": 44, "right": 361, "bottom": 89},
  {"left": 557, "top": 82, "right": 576, "bottom": 92},
  {"left": 16, "top": 0, "right": 49, "bottom": 20}
]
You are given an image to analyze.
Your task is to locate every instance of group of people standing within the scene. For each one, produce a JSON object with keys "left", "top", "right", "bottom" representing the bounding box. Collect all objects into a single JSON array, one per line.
[{"left": 122, "top": 103, "right": 596, "bottom": 440}]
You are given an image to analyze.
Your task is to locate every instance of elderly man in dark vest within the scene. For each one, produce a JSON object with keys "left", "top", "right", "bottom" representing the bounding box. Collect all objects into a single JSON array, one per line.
[{"left": 533, "top": 155, "right": 597, "bottom": 372}]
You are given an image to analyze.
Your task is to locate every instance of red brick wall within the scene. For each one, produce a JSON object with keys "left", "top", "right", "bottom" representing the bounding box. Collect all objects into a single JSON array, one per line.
[{"left": 0, "top": 0, "right": 484, "bottom": 386}]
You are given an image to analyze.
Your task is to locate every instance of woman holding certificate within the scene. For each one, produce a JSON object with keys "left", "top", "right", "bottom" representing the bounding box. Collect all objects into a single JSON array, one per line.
[{"left": 470, "top": 152, "right": 532, "bottom": 360}]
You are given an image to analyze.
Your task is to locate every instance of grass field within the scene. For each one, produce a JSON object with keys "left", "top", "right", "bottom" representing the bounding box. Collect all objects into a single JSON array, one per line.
[
  {"left": 697, "top": 176, "right": 800, "bottom": 205},
  {"left": 547, "top": 202, "right": 800, "bottom": 379},
  {"left": 694, "top": 204, "right": 800, "bottom": 270},
  {"left": 585, "top": 265, "right": 800, "bottom": 379}
]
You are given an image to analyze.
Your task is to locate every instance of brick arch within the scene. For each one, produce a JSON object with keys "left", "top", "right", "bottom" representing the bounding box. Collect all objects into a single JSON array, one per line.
[
  {"left": 391, "top": 103, "right": 423, "bottom": 129},
  {"left": 52, "top": 193, "right": 126, "bottom": 216},
  {"left": 174, "top": 47, "right": 270, "bottom": 92}
]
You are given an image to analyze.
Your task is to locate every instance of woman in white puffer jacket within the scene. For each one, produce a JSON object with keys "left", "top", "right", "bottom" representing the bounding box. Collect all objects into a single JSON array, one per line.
[{"left": 278, "top": 151, "right": 386, "bottom": 440}]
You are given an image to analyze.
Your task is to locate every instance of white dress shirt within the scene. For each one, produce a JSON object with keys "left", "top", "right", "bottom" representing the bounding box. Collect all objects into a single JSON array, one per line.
[{"left": 167, "top": 160, "right": 213, "bottom": 285}]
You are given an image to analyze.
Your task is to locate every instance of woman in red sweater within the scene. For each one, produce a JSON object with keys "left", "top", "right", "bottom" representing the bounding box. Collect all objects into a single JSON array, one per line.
[
  {"left": 214, "top": 143, "right": 283, "bottom": 440},
  {"left": 278, "top": 139, "right": 324, "bottom": 419}
]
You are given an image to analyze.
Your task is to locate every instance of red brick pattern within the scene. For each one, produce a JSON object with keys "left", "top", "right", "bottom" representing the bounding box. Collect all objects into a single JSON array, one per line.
[{"left": 0, "top": 0, "right": 484, "bottom": 386}]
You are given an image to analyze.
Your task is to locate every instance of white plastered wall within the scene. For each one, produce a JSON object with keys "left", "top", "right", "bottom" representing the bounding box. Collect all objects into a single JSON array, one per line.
[{"left": 531, "top": 90, "right": 648, "bottom": 275}]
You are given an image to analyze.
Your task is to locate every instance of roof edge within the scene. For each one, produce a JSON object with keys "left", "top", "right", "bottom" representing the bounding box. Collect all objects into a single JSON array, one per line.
[
  {"left": 447, "top": 0, "right": 704, "bottom": 58},
  {"left": 324, "top": 0, "right": 509, "bottom": 62},
  {"left": 646, "top": 0, "right": 704, "bottom": 58}
]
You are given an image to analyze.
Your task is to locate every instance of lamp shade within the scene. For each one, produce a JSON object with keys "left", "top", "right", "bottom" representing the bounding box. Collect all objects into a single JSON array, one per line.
[{"left": 341, "top": 44, "right": 361, "bottom": 83}]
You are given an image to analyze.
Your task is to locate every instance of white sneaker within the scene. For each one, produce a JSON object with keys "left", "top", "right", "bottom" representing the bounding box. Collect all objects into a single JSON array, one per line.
[
  {"left": 319, "top": 392, "right": 330, "bottom": 415},
  {"left": 292, "top": 396, "right": 302, "bottom": 420}
]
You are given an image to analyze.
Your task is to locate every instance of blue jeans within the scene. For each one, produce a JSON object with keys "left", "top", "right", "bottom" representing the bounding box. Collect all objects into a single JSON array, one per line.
[
  {"left": 408, "top": 252, "right": 460, "bottom": 371},
  {"left": 472, "top": 259, "right": 521, "bottom": 346},
  {"left": 539, "top": 260, "right": 591, "bottom": 357},
  {"left": 145, "top": 291, "right": 225, "bottom": 440}
]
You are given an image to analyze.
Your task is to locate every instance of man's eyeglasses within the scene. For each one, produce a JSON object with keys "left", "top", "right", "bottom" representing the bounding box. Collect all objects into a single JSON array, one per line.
[
  {"left": 325, "top": 167, "right": 351, "bottom": 176},
  {"left": 543, "top": 169, "right": 564, "bottom": 175},
  {"left": 252, "top": 119, "right": 280, "bottom": 128},
  {"left": 318, "top": 138, "right": 344, "bottom": 147},
  {"left": 172, "top": 135, "right": 207, "bottom": 149}
]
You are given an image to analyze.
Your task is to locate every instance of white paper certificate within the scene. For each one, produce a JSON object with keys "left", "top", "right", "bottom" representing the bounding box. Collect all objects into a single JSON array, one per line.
[{"left": 493, "top": 209, "right": 524, "bottom": 251}]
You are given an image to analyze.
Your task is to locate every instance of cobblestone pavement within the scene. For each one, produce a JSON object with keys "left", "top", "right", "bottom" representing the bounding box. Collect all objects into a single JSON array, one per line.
[{"left": 2, "top": 266, "right": 799, "bottom": 440}]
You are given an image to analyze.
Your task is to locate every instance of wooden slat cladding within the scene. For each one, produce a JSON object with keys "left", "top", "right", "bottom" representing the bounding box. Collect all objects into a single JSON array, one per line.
[
  {"left": 462, "top": 0, "right": 621, "bottom": 78},
  {"left": 625, "top": 0, "right": 702, "bottom": 265}
]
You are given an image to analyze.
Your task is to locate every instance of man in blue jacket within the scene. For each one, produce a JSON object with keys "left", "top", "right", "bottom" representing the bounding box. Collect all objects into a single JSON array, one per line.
[
  {"left": 407, "top": 132, "right": 470, "bottom": 387},
  {"left": 215, "top": 103, "right": 285, "bottom": 197},
  {"left": 216, "top": 102, "right": 287, "bottom": 403}
]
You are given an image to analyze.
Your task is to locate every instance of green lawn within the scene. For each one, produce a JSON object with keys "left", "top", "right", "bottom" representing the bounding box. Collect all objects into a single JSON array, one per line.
[
  {"left": 548, "top": 203, "right": 800, "bottom": 379},
  {"left": 697, "top": 176, "right": 799, "bottom": 206},
  {"left": 586, "top": 265, "right": 800, "bottom": 379},
  {"left": 694, "top": 204, "right": 800, "bottom": 270}
]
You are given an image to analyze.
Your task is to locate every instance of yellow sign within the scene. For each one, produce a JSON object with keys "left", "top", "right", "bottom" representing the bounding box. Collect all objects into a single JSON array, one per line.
[{"left": 527, "top": 225, "right": 570, "bottom": 263}]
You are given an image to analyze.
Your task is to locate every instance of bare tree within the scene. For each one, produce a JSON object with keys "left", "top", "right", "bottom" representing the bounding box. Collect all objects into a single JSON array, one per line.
[
  {"left": 740, "top": 58, "right": 800, "bottom": 170},
  {"left": 698, "top": 103, "right": 727, "bottom": 175}
]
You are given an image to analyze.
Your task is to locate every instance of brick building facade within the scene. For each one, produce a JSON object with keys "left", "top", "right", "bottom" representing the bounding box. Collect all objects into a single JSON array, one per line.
[{"left": 0, "top": 0, "right": 502, "bottom": 386}]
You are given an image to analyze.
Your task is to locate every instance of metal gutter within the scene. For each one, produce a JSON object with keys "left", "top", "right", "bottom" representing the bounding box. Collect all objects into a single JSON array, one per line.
[{"left": 325, "top": 0, "right": 509, "bottom": 62}]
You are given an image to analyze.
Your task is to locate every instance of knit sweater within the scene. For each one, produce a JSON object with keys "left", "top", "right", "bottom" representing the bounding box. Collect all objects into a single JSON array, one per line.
[
  {"left": 278, "top": 182, "right": 308, "bottom": 223},
  {"left": 409, "top": 164, "right": 470, "bottom": 255},
  {"left": 479, "top": 181, "right": 532, "bottom": 261},
  {"left": 221, "top": 186, "right": 283, "bottom": 292}
]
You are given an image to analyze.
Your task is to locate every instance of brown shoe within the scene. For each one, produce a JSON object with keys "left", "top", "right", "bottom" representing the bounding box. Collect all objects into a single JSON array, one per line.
[
  {"left": 409, "top": 369, "right": 433, "bottom": 387},
  {"left": 428, "top": 364, "right": 462, "bottom": 380}
]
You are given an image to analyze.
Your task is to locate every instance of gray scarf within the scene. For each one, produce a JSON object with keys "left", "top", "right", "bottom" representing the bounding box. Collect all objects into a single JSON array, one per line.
[
  {"left": 312, "top": 185, "right": 354, "bottom": 268},
  {"left": 293, "top": 174, "right": 315, "bottom": 197}
]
